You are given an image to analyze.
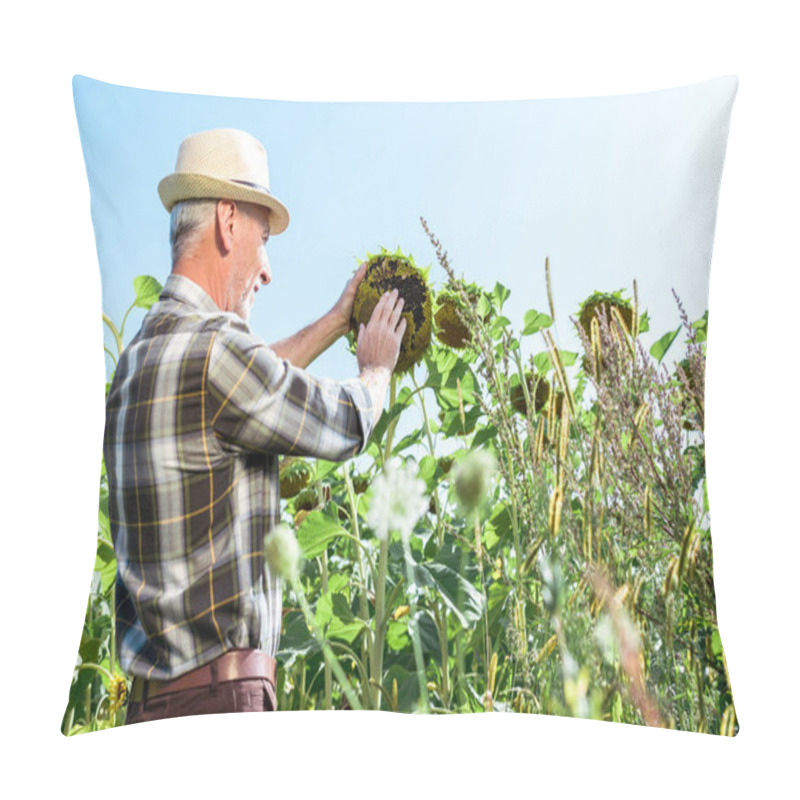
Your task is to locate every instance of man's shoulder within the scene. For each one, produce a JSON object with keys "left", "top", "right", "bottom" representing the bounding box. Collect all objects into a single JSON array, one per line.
[{"left": 141, "top": 299, "right": 256, "bottom": 343}]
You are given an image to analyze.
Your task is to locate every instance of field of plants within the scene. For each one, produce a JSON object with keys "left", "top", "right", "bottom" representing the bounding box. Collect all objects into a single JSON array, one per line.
[{"left": 61, "top": 220, "right": 736, "bottom": 735}]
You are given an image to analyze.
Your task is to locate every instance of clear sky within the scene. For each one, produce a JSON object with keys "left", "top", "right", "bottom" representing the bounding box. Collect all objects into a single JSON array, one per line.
[{"left": 73, "top": 75, "right": 736, "bottom": 460}]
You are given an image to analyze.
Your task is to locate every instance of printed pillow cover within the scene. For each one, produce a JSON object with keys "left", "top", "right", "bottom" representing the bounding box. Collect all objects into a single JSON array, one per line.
[{"left": 63, "top": 74, "right": 738, "bottom": 735}]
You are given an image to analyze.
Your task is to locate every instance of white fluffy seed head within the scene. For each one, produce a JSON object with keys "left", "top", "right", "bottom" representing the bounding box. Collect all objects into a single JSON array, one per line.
[
  {"left": 264, "top": 523, "right": 302, "bottom": 582},
  {"left": 366, "top": 458, "right": 429, "bottom": 542}
]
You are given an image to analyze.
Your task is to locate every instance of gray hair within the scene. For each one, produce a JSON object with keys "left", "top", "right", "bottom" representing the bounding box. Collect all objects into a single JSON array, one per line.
[{"left": 169, "top": 199, "right": 217, "bottom": 265}]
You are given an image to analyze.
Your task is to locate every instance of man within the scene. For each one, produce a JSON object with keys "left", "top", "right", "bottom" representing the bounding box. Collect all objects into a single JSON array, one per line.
[{"left": 106, "top": 128, "right": 406, "bottom": 724}]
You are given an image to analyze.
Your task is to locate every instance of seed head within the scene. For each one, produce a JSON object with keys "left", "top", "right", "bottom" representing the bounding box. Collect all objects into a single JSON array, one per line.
[
  {"left": 452, "top": 449, "right": 498, "bottom": 510},
  {"left": 264, "top": 523, "right": 302, "bottom": 582},
  {"left": 366, "top": 458, "right": 429, "bottom": 542}
]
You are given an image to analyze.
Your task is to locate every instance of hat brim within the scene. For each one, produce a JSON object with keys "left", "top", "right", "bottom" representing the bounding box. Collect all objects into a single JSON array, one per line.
[{"left": 158, "top": 173, "right": 290, "bottom": 235}]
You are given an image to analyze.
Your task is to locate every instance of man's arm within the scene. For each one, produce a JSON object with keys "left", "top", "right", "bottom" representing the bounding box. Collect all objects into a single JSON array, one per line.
[
  {"left": 268, "top": 262, "right": 367, "bottom": 368},
  {"left": 359, "top": 366, "right": 392, "bottom": 427},
  {"left": 268, "top": 310, "right": 346, "bottom": 369}
]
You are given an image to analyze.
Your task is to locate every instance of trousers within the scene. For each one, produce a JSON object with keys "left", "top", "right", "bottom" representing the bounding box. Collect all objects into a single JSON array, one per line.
[{"left": 125, "top": 677, "right": 277, "bottom": 724}]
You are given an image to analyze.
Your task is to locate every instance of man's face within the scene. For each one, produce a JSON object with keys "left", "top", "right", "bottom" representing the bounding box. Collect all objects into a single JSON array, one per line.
[{"left": 229, "top": 203, "right": 271, "bottom": 321}]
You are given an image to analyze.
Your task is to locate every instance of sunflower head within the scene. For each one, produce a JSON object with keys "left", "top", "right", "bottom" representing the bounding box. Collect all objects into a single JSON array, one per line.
[
  {"left": 510, "top": 371, "right": 553, "bottom": 416},
  {"left": 438, "top": 455, "right": 454, "bottom": 474},
  {"left": 107, "top": 673, "right": 127, "bottom": 714},
  {"left": 279, "top": 458, "right": 313, "bottom": 499},
  {"left": 294, "top": 483, "right": 331, "bottom": 512},
  {"left": 350, "top": 248, "right": 432, "bottom": 375},
  {"left": 432, "top": 288, "right": 475, "bottom": 349},
  {"left": 578, "top": 290, "right": 634, "bottom": 337},
  {"left": 352, "top": 474, "right": 370, "bottom": 494}
]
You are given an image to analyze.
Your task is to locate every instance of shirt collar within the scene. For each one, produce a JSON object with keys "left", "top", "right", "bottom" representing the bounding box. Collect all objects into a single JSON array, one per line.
[{"left": 159, "top": 273, "right": 221, "bottom": 314}]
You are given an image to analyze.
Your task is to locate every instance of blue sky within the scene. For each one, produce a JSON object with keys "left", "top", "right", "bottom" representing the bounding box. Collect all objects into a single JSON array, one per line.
[{"left": 73, "top": 74, "right": 736, "bottom": 459}]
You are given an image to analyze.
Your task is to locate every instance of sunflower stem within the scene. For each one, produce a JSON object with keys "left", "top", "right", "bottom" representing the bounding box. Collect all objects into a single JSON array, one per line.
[
  {"left": 371, "top": 539, "right": 389, "bottom": 709},
  {"left": 292, "top": 577, "right": 363, "bottom": 711},
  {"left": 402, "top": 536, "right": 431, "bottom": 712}
]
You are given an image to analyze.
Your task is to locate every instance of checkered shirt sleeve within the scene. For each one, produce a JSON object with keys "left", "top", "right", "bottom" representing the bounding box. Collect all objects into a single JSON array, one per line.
[{"left": 207, "top": 323, "right": 374, "bottom": 461}]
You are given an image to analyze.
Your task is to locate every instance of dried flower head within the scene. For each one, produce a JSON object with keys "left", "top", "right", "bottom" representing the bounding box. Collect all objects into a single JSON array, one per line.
[
  {"left": 366, "top": 459, "right": 428, "bottom": 542},
  {"left": 264, "top": 523, "right": 302, "bottom": 582},
  {"left": 510, "top": 371, "right": 563, "bottom": 417},
  {"left": 433, "top": 287, "right": 484, "bottom": 349},
  {"left": 350, "top": 248, "right": 432, "bottom": 374},
  {"left": 279, "top": 458, "right": 313, "bottom": 499},
  {"left": 578, "top": 290, "right": 634, "bottom": 338}
]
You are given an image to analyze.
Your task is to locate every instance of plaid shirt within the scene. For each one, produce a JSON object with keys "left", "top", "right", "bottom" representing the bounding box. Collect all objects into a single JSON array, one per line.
[{"left": 104, "top": 274, "right": 374, "bottom": 680}]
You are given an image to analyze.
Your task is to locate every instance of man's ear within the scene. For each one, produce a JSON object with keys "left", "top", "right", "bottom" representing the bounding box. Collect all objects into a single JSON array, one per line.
[{"left": 216, "top": 199, "right": 237, "bottom": 254}]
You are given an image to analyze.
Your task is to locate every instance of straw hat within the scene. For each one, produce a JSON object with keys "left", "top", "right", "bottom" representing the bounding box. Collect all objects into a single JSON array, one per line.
[{"left": 158, "top": 128, "right": 290, "bottom": 235}]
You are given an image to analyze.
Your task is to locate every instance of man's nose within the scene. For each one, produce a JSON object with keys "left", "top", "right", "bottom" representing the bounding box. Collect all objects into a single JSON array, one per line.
[{"left": 260, "top": 255, "right": 271, "bottom": 286}]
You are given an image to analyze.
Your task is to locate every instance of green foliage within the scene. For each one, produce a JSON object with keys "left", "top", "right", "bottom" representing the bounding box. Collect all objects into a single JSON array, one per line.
[{"left": 64, "top": 259, "right": 735, "bottom": 734}]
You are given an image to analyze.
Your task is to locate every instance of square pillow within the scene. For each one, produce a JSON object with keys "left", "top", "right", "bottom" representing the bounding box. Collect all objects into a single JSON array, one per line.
[{"left": 62, "top": 74, "right": 738, "bottom": 735}]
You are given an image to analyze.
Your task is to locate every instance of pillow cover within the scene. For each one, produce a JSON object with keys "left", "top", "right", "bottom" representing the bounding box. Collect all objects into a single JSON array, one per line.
[{"left": 63, "top": 74, "right": 738, "bottom": 736}]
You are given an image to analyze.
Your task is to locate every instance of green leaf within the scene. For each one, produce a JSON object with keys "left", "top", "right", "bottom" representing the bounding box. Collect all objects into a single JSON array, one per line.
[
  {"left": 638, "top": 310, "right": 651, "bottom": 333},
  {"left": 692, "top": 311, "right": 709, "bottom": 343},
  {"left": 489, "top": 315, "right": 512, "bottom": 339},
  {"left": 79, "top": 636, "right": 103, "bottom": 665},
  {"left": 471, "top": 424, "right": 498, "bottom": 450},
  {"left": 483, "top": 524, "right": 499, "bottom": 551},
  {"left": 328, "top": 573, "right": 350, "bottom": 595},
  {"left": 314, "top": 459, "right": 341, "bottom": 483},
  {"left": 332, "top": 593, "right": 355, "bottom": 624},
  {"left": 435, "top": 362, "right": 478, "bottom": 409},
  {"left": 413, "top": 610, "right": 442, "bottom": 656},
  {"left": 522, "top": 310, "right": 553, "bottom": 336},
  {"left": 417, "top": 455, "right": 441, "bottom": 493},
  {"left": 441, "top": 405, "right": 482, "bottom": 438},
  {"left": 93, "top": 557, "right": 116, "bottom": 594},
  {"left": 711, "top": 629, "right": 723, "bottom": 658},
  {"left": 486, "top": 581, "right": 510, "bottom": 613},
  {"left": 383, "top": 664, "right": 420, "bottom": 711},
  {"left": 393, "top": 428, "right": 425, "bottom": 454},
  {"left": 412, "top": 560, "right": 485, "bottom": 628},
  {"left": 296, "top": 511, "right": 347, "bottom": 559},
  {"left": 559, "top": 350, "right": 578, "bottom": 367},
  {"left": 650, "top": 328, "right": 681, "bottom": 363},
  {"left": 470, "top": 583, "right": 511, "bottom": 652},
  {"left": 314, "top": 591, "right": 333, "bottom": 631},
  {"left": 371, "top": 387, "right": 413, "bottom": 444},
  {"left": 327, "top": 617, "right": 364, "bottom": 644},
  {"left": 485, "top": 502, "right": 513, "bottom": 550},
  {"left": 277, "top": 611, "right": 319, "bottom": 668},
  {"left": 435, "top": 348, "right": 459, "bottom": 373},
  {"left": 533, "top": 351, "right": 554, "bottom": 374},
  {"left": 386, "top": 618, "right": 410, "bottom": 651},
  {"left": 491, "top": 282, "right": 511, "bottom": 312},
  {"left": 133, "top": 276, "right": 163, "bottom": 310},
  {"left": 95, "top": 539, "right": 116, "bottom": 565}
]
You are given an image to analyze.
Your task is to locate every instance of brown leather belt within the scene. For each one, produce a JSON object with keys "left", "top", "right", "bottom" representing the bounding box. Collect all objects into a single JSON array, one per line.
[{"left": 130, "top": 649, "right": 277, "bottom": 703}]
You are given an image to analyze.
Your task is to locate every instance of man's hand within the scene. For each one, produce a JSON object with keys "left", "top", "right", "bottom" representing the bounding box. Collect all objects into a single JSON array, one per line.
[
  {"left": 357, "top": 289, "right": 407, "bottom": 425},
  {"left": 357, "top": 288, "right": 406, "bottom": 374},
  {"left": 331, "top": 262, "right": 369, "bottom": 335}
]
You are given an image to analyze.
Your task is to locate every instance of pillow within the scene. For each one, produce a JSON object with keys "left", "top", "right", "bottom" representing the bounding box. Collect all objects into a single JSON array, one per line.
[{"left": 62, "top": 74, "right": 738, "bottom": 736}]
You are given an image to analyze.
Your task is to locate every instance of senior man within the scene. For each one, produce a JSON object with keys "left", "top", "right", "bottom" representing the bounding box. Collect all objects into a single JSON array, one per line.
[{"left": 106, "top": 128, "right": 405, "bottom": 724}]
